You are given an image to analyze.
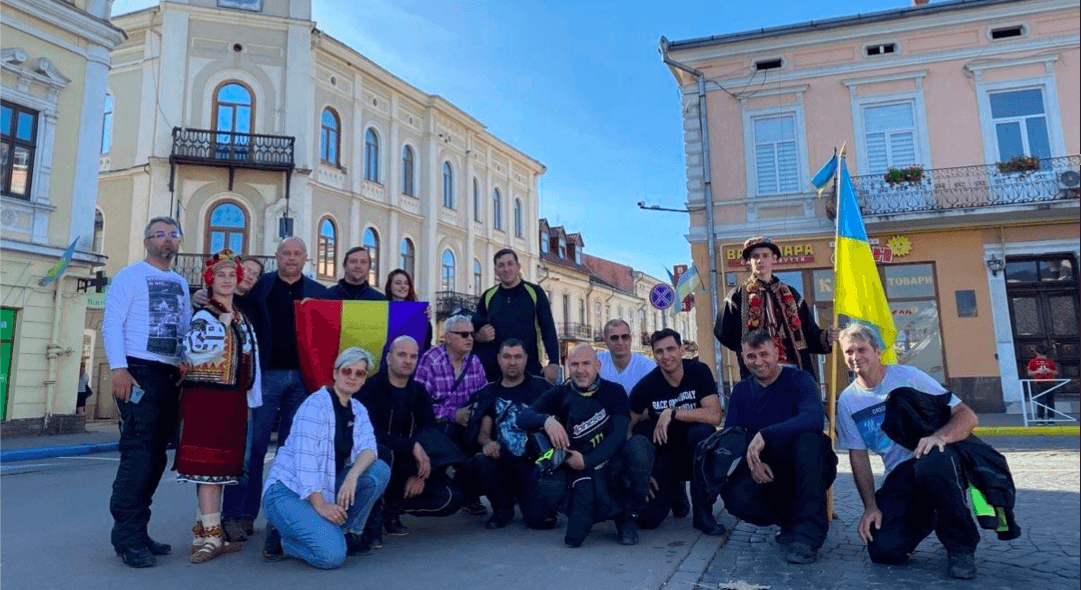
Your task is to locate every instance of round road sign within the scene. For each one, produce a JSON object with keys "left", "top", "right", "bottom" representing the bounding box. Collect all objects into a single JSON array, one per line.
[{"left": 649, "top": 284, "right": 676, "bottom": 310}]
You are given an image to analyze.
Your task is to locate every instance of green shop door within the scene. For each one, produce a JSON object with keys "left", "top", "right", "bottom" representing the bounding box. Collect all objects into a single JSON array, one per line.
[{"left": 0, "top": 308, "right": 16, "bottom": 420}]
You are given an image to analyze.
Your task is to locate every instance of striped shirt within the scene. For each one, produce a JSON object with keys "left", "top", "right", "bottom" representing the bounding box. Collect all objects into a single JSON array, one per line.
[
  {"left": 414, "top": 346, "right": 488, "bottom": 421},
  {"left": 263, "top": 387, "right": 377, "bottom": 503}
]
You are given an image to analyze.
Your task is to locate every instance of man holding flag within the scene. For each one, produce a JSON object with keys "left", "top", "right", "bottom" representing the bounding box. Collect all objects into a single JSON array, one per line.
[{"left": 715, "top": 236, "right": 836, "bottom": 380}]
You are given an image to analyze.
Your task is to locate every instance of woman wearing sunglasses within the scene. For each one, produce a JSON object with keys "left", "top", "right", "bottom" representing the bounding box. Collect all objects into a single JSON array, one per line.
[{"left": 260, "top": 347, "right": 391, "bottom": 569}]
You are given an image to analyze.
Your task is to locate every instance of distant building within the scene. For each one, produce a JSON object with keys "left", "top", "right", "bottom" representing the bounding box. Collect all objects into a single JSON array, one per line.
[
  {"left": 662, "top": 0, "right": 1079, "bottom": 412},
  {"left": 1, "top": 0, "right": 125, "bottom": 425},
  {"left": 538, "top": 218, "right": 699, "bottom": 363}
]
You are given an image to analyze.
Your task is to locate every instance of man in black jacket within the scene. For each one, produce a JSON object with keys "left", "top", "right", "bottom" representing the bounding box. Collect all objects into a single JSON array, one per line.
[
  {"left": 327, "top": 246, "right": 387, "bottom": 301},
  {"left": 518, "top": 345, "right": 653, "bottom": 547},
  {"left": 223, "top": 237, "right": 330, "bottom": 542},
  {"left": 474, "top": 249, "right": 559, "bottom": 382},
  {"left": 356, "top": 336, "right": 465, "bottom": 544}
]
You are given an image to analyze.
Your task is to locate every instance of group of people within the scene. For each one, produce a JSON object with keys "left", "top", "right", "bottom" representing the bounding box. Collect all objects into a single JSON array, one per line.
[{"left": 103, "top": 221, "right": 990, "bottom": 581}]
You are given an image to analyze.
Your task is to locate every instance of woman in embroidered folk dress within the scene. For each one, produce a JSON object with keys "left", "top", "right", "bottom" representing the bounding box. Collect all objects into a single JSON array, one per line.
[{"left": 175, "top": 250, "right": 262, "bottom": 564}]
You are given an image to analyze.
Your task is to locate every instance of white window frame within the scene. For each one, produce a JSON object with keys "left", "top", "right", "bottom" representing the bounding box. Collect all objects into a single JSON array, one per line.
[
  {"left": 741, "top": 103, "right": 809, "bottom": 198},
  {"left": 851, "top": 92, "right": 931, "bottom": 176},
  {"left": 975, "top": 74, "right": 1065, "bottom": 166}
]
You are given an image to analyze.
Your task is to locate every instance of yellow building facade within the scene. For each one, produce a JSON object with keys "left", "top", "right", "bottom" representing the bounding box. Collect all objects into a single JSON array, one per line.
[{"left": 1, "top": 0, "right": 124, "bottom": 426}]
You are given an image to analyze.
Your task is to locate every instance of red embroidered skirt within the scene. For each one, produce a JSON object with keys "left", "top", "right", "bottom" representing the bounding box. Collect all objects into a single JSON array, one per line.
[{"left": 174, "top": 386, "right": 248, "bottom": 483}]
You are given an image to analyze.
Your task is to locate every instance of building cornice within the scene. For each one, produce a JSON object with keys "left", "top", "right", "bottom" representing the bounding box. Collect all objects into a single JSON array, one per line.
[
  {"left": 0, "top": 238, "right": 107, "bottom": 266},
  {"left": 5, "top": 0, "right": 127, "bottom": 50}
]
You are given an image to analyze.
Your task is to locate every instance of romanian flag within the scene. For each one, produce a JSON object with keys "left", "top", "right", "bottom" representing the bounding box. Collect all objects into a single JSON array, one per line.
[
  {"left": 295, "top": 300, "right": 429, "bottom": 391},
  {"left": 832, "top": 155, "right": 898, "bottom": 363}
]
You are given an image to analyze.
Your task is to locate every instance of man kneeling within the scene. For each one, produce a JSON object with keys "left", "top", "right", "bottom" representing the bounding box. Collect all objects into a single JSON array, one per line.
[
  {"left": 518, "top": 345, "right": 653, "bottom": 547},
  {"left": 721, "top": 329, "right": 837, "bottom": 564},
  {"left": 836, "top": 324, "right": 980, "bottom": 579}
]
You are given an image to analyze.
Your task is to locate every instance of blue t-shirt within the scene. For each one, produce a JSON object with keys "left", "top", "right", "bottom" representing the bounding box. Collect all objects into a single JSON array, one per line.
[
  {"left": 724, "top": 366, "right": 825, "bottom": 447},
  {"left": 836, "top": 364, "right": 959, "bottom": 473}
]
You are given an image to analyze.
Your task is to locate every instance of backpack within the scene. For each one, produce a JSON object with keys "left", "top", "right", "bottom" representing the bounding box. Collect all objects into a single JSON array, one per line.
[{"left": 693, "top": 426, "right": 749, "bottom": 498}]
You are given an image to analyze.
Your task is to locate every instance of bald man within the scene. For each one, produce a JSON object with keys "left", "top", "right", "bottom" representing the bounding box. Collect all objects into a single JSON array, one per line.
[
  {"left": 355, "top": 336, "right": 466, "bottom": 549},
  {"left": 518, "top": 345, "right": 654, "bottom": 547},
  {"left": 222, "top": 237, "right": 331, "bottom": 543}
]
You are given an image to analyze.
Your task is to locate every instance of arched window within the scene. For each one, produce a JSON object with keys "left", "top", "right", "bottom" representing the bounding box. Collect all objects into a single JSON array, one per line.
[
  {"left": 317, "top": 217, "right": 337, "bottom": 279},
  {"left": 205, "top": 201, "right": 248, "bottom": 253},
  {"left": 93, "top": 209, "right": 104, "bottom": 253},
  {"left": 364, "top": 227, "right": 380, "bottom": 285},
  {"left": 540, "top": 230, "right": 550, "bottom": 254},
  {"left": 101, "top": 93, "right": 113, "bottom": 154},
  {"left": 441, "top": 249, "right": 456, "bottom": 291},
  {"left": 401, "top": 145, "right": 415, "bottom": 196},
  {"left": 399, "top": 238, "right": 415, "bottom": 279},
  {"left": 364, "top": 128, "right": 380, "bottom": 182},
  {"left": 513, "top": 198, "right": 523, "bottom": 237},
  {"left": 492, "top": 188, "right": 503, "bottom": 230},
  {"left": 320, "top": 108, "right": 340, "bottom": 165},
  {"left": 472, "top": 178, "right": 481, "bottom": 222},
  {"left": 473, "top": 258, "right": 483, "bottom": 296},
  {"left": 442, "top": 162, "right": 455, "bottom": 209},
  {"left": 214, "top": 82, "right": 253, "bottom": 144}
]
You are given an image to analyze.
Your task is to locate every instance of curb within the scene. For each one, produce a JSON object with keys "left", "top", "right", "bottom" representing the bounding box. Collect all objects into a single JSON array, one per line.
[
  {"left": 973, "top": 425, "right": 1079, "bottom": 436},
  {"left": 0, "top": 442, "right": 119, "bottom": 463}
]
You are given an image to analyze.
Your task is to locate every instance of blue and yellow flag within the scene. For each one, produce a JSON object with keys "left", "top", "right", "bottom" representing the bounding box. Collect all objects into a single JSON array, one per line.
[
  {"left": 39, "top": 239, "right": 79, "bottom": 287},
  {"left": 833, "top": 156, "right": 897, "bottom": 363}
]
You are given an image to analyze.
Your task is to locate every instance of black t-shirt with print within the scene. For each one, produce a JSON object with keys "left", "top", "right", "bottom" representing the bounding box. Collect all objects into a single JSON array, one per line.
[{"left": 629, "top": 359, "right": 716, "bottom": 445}]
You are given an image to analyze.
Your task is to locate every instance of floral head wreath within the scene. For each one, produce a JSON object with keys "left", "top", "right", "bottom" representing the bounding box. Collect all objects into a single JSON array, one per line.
[{"left": 203, "top": 249, "right": 244, "bottom": 287}]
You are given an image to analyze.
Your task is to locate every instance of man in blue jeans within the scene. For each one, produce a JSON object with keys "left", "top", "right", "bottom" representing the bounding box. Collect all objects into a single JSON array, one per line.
[{"left": 222, "top": 236, "right": 330, "bottom": 542}]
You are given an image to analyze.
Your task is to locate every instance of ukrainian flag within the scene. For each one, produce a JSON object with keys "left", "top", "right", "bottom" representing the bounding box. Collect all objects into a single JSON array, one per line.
[{"left": 831, "top": 156, "right": 897, "bottom": 363}]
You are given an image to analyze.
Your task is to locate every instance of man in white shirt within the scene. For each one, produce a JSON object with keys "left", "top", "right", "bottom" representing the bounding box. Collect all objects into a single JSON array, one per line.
[
  {"left": 597, "top": 319, "right": 655, "bottom": 396},
  {"left": 835, "top": 324, "right": 979, "bottom": 580},
  {"left": 104, "top": 217, "right": 191, "bottom": 568}
]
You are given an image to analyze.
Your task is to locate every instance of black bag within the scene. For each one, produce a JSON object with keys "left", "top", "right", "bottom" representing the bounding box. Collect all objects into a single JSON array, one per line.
[{"left": 693, "top": 426, "right": 748, "bottom": 498}]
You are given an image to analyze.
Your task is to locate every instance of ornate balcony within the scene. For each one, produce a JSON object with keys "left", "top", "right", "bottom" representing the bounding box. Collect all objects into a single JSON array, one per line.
[
  {"left": 173, "top": 253, "right": 277, "bottom": 291},
  {"left": 558, "top": 322, "right": 594, "bottom": 341},
  {"left": 169, "top": 127, "right": 296, "bottom": 195},
  {"left": 435, "top": 291, "right": 479, "bottom": 320},
  {"left": 849, "top": 155, "right": 1080, "bottom": 217}
]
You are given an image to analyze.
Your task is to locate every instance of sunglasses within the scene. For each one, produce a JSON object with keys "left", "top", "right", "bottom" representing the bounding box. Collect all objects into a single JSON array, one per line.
[
  {"left": 449, "top": 331, "right": 474, "bottom": 338},
  {"left": 607, "top": 334, "right": 632, "bottom": 341},
  {"left": 149, "top": 230, "right": 181, "bottom": 239},
  {"left": 338, "top": 367, "right": 368, "bottom": 378}
]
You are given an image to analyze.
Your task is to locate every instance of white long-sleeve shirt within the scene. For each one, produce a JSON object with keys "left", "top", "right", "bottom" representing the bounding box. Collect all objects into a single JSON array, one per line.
[{"left": 103, "top": 261, "right": 191, "bottom": 369}]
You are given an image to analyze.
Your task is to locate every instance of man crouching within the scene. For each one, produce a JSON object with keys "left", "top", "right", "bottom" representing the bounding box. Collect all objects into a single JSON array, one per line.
[{"left": 518, "top": 345, "right": 653, "bottom": 547}]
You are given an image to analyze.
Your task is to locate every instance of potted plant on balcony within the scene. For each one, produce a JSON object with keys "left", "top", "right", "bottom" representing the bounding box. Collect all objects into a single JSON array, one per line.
[
  {"left": 996, "top": 155, "right": 1041, "bottom": 174},
  {"left": 883, "top": 165, "right": 924, "bottom": 185}
]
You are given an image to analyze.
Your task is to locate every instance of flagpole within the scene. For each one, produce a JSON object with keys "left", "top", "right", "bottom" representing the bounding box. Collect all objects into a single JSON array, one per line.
[{"left": 827, "top": 143, "right": 845, "bottom": 521}]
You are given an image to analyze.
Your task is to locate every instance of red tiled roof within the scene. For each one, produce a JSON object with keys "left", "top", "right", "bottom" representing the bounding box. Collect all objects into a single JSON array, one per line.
[{"left": 582, "top": 254, "right": 635, "bottom": 292}]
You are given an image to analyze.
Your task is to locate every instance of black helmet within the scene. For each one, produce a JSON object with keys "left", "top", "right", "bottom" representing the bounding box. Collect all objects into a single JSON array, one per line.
[{"left": 527, "top": 432, "right": 566, "bottom": 476}]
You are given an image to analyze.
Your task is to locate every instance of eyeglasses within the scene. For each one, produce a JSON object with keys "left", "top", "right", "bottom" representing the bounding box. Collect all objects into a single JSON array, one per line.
[
  {"left": 607, "top": 334, "right": 632, "bottom": 341},
  {"left": 449, "top": 331, "right": 474, "bottom": 339},
  {"left": 149, "top": 230, "right": 181, "bottom": 239},
  {"left": 338, "top": 367, "right": 368, "bottom": 378}
]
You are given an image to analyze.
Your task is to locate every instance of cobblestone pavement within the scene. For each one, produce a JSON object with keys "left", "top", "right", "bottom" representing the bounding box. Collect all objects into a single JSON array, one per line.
[{"left": 697, "top": 436, "right": 1080, "bottom": 590}]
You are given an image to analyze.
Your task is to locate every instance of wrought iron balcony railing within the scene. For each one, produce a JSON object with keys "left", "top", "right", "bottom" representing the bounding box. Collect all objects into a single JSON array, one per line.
[
  {"left": 173, "top": 253, "right": 278, "bottom": 291},
  {"left": 436, "top": 291, "right": 479, "bottom": 320},
  {"left": 170, "top": 127, "right": 295, "bottom": 171},
  {"left": 850, "top": 155, "right": 1080, "bottom": 217},
  {"left": 558, "top": 322, "right": 594, "bottom": 341}
]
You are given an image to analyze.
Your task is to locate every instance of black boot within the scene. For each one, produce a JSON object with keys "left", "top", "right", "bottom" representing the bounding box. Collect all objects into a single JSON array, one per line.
[
  {"left": 362, "top": 497, "right": 385, "bottom": 548},
  {"left": 262, "top": 525, "right": 283, "bottom": 562},
  {"left": 615, "top": 512, "right": 639, "bottom": 545},
  {"left": 670, "top": 483, "right": 691, "bottom": 518},
  {"left": 383, "top": 508, "right": 409, "bottom": 536},
  {"left": 691, "top": 486, "right": 726, "bottom": 536}
]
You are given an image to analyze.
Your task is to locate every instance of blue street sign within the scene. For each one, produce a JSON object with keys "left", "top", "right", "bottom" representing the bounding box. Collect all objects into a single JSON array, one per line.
[{"left": 650, "top": 284, "right": 675, "bottom": 310}]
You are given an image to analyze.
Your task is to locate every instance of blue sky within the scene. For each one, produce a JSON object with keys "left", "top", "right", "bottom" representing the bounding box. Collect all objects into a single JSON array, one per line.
[{"left": 113, "top": 0, "right": 911, "bottom": 280}]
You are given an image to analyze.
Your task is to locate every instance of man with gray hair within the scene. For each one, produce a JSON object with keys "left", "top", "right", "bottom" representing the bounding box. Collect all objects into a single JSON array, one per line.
[
  {"left": 357, "top": 336, "right": 466, "bottom": 542},
  {"left": 222, "top": 236, "right": 331, "bottom": 543},
  {"left": 836, "top": 323, "right": 980, "bottom": 579},
  {"left": 104, "top": 216, "right": 191, "bottom": 567},
  {"left": 598, "top": 319, "right": 655, "bottom": 396},
  {"left": 414, "top": 313, "right": 490, "bottom": 516}
]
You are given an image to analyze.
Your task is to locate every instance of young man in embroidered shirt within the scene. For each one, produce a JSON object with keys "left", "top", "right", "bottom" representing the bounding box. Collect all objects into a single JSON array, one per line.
[{"left": 715, "top": 236, "right": 835, "bottom": 380}]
